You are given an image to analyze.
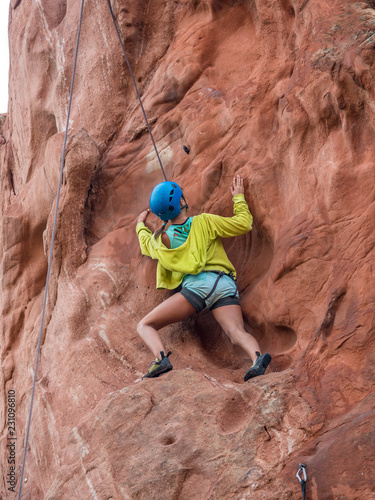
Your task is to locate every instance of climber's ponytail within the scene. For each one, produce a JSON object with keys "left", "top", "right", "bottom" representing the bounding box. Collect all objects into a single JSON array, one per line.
[{"left": 154, "top": 222, "right": 167, "bottom": 240}]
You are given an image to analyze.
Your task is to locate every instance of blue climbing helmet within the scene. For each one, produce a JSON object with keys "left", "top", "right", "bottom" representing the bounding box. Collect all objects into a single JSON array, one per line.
[{"left": 149, "top": 181, "right": 184, "bottom": 221}]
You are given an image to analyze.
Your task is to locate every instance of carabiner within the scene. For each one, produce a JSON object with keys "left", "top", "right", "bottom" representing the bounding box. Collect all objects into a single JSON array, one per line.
[{"left": 296, "top": 463, "right": 307, "bottom": 483}]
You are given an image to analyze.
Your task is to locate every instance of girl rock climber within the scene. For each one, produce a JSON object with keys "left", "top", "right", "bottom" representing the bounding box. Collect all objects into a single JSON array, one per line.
[{"left": 136, "top": 175, "right": 271, "bottom": 381}]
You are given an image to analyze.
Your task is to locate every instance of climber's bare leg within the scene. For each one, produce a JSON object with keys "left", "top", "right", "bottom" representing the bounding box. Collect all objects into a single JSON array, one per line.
[
  {"left": 211, "top": 305, "right": 260, "bottom": 363},
  {"left": 137, "top": 293, "right": 196, "bottom": 359}
]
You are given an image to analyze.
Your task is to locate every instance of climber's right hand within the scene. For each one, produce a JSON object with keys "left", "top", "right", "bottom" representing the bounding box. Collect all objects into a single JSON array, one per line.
[{"left": 137, "top": 209, "right": 150, "bottom": 225}]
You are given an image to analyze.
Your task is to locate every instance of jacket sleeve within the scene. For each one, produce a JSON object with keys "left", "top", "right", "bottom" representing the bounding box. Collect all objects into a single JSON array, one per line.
[
  {"left": 136, "top": 222, "right": 155, "bottom": 258},
  {"left": 203, "top": 194, "right": 253, "bottom": 240}
]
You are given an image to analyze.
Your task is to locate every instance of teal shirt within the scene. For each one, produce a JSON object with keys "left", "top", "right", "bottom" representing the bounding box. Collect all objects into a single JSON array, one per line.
[{"left": 166, "top": 217, "right": 194, "bottom": 249}]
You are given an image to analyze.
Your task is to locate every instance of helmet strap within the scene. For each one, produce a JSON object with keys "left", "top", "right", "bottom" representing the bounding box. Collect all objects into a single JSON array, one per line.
[{"left": 181, "top": 194, "right": 188, "bottom": 211}]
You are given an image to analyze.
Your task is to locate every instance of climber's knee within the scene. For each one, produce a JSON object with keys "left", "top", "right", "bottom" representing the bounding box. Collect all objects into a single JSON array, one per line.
[{"left": 137, "top": 317, "right": 150, "bottom": 336}]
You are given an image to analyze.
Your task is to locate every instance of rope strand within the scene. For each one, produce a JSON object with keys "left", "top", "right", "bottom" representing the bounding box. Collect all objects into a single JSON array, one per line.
[
  {"left": 105, "top": 0, "right": 168, "bottom": 181},
  {"left": 17, "top": 1, "right": 86, "bottom": 497}
]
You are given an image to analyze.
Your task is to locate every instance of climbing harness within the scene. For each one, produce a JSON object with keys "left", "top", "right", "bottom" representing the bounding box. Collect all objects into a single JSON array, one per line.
[
  {"left": 296, "top": 463, "right": 307, "bottom": 500},
  {"left": 203, "top": 271, "right": 226, "bottom": 301},
  {"left": 17, "top": 1, "right": 86, "bottom": 498},
  {"left": 203, "top": 271, "right": 236, "bottom": 303}
]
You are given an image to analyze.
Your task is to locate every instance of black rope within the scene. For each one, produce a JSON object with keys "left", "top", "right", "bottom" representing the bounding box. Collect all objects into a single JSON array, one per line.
[
  {"left": 105, "top": 0, "right": 168, "bottom": 182},
  {"left": 17, "top": 1, "right": 85, "bottom": 497}
]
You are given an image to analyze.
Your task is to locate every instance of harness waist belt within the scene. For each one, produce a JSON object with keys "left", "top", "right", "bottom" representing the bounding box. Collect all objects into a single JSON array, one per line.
[{"left": 207, "top": 270, "right": 236, "bottom": 281}]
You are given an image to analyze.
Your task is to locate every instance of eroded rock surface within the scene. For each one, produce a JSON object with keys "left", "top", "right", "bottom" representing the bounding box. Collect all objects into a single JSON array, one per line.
[{"left": 1, "top": 0, "right": 375, "bottom": 498}]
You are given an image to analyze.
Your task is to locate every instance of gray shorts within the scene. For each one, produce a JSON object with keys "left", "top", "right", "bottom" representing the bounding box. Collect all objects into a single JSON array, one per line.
[{"left": 180, "top": 271, "right": 240, "bottom": 312}]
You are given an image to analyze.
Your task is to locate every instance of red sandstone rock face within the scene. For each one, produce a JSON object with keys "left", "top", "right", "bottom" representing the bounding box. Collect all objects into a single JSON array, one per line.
[{"left": 1, "top": 0, "right": 375, "bottom": 498}]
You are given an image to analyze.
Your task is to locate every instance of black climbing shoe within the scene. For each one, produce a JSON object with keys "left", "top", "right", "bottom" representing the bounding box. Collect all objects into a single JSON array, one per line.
[
  {"left": 244, "top": 351, "right": 271, "bottom": 381},
  {"left": 143, "top": 351, "right": 173, "bottom": 379}
]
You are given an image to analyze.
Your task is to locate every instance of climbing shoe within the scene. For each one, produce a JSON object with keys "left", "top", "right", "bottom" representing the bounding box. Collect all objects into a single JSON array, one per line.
[
  {"left": 142, "top": 351, "right": 173, "bottom": 379},
  {"left": 244, "top": 351, "right": 271, "bottom": 381}
]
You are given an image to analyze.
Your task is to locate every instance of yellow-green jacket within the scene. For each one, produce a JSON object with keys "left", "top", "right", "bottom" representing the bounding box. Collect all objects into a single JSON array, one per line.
[{"left": 136, "top": 193, "right": 253, "bottom": 289}]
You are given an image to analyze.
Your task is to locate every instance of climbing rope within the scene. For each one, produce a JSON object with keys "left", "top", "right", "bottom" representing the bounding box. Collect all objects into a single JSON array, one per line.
[
  {"left": 17, "top": 1, "right": 86, "bottom": 497},
  {"left": 105, "top": 0, "right": 168, "bottom": 182},
  {"left": 296, "top": 463, "right": 307, "bottom": 500}
]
